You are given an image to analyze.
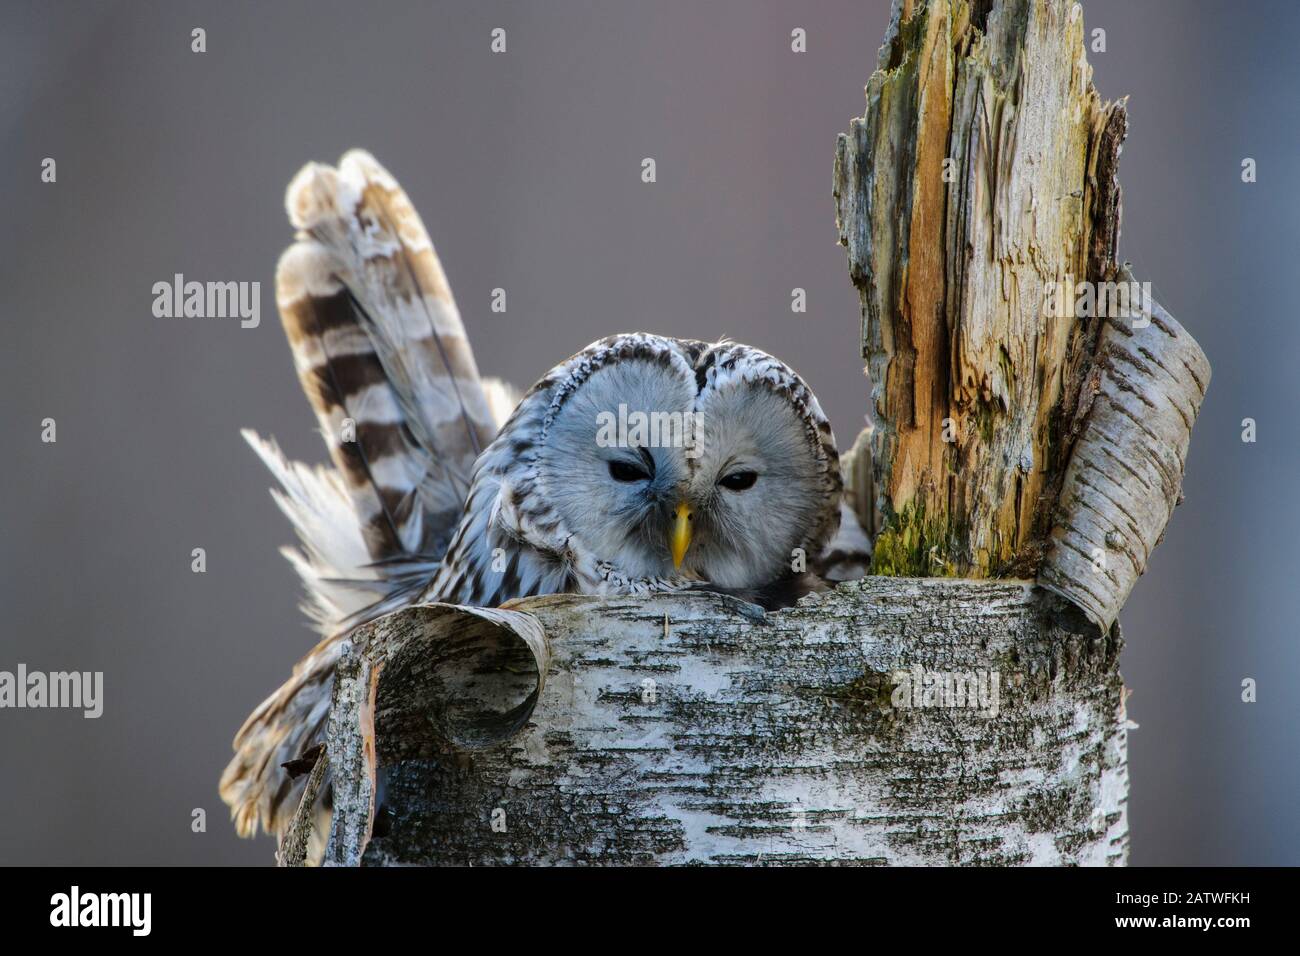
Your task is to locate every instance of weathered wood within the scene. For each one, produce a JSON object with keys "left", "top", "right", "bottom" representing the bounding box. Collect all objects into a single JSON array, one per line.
[
  {"left": 834, "top": 0, "right": 1134, "bottom": 578},
  {"left": 325, "top": 581, "right": 1129, "bottom": 866}
]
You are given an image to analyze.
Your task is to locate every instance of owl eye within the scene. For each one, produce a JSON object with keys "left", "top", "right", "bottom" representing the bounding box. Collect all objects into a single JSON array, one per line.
[
  {"left": 718, "top": 470, "right": 758, "bottom": 491},
  {"left": 608, "top": 459, "right": 651, "bottom": 483}
]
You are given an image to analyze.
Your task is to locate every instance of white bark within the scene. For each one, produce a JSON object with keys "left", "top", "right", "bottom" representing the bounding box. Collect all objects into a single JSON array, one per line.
[
  {"left": 1039, "top": 267, "right": 1211, "bottom": 629},
  {"left": 324, "top": 581, "right": 1129, "bottom": 866}
]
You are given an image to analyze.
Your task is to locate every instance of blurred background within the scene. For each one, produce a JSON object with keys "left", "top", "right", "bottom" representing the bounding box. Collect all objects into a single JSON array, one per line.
[{"left": 0, "top": 0, "right": 1293, "bottom": 864}]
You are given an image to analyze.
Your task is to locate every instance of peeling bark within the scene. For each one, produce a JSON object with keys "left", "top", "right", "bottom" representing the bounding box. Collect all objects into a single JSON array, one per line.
[
  {"left": 323, "top": 605, "right": 547, "bottom": 866},
  {"left": 324, "top": 582, "right": 1129, "bottom": 866},
  {"left": 1039, "top": 267, "right": 1211, "bottom": 629},
  {"left": 278, "top": 747, "right": 328, "bottom": 868}
]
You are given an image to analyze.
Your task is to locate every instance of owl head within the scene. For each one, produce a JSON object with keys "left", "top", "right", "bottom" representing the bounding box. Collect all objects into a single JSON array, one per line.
[{"left": 488, "top": 334, "right": 842, "bottom": 599}]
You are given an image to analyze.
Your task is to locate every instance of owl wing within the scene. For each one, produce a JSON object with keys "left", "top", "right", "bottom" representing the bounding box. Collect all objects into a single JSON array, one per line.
[
  {"left": 223, "top": 151, "right": 512, "bottom": 842},
  {"left": 421, "top": 368, "right": 576, "bottom": 608}
]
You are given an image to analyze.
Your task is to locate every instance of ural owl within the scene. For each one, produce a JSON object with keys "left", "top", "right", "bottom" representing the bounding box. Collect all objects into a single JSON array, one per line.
[{"left": 220, "top": 151, "right": 846, "bottom": 848}]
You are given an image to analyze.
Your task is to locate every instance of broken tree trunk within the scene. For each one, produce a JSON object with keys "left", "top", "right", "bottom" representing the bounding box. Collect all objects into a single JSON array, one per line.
[
  {"left": 832, "top": 0, "right": 1208, "bottom": 621},
  {"left": 299, "top": 0, "right": 1208, "bottom": 867},
  {"left": 836, "top": 0, "right": 1131, "bottom": 579}
]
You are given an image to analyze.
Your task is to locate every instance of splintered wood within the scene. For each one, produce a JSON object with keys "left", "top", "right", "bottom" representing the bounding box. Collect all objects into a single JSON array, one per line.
[{"left": 835, "top": 0, "right": 1205, "bottom": 597}]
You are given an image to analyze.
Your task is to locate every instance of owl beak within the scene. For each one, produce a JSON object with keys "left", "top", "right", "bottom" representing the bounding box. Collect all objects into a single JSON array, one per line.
[{"left": 671, "top": 502, "right": 693, "bottom": 569}]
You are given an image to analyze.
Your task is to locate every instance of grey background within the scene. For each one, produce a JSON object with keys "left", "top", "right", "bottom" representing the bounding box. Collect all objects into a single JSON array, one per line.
[{"left": 0, "top": 0, "right": 1293, "bottom": 865}]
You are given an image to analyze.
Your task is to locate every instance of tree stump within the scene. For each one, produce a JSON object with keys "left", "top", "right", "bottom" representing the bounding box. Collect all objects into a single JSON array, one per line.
[
  {"left": 318, "top": 584, "right": 1129, "bottom": 866},
  {"left": 293, "top": 0, "right": 1209, "bottom": 867}
]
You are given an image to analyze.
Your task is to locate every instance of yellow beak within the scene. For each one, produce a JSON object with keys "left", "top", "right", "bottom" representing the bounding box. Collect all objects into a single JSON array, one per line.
[{"left": 671, "top": 502, "right": 693, "bottom": 569}]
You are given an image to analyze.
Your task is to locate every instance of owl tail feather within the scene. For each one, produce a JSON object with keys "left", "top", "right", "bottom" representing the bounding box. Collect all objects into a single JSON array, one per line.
[
  {"left": 273, "top": 149, "right": 499, "bottom": 572},
  {"left": 223, "top": 151, "right": 518, "bottom": 847}
]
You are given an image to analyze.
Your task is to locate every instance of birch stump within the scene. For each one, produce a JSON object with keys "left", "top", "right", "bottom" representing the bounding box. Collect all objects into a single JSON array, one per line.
[
  {"left": 320, "top": 585, "right": 1127, "bottom": 866},
  {"left": 302, "top": 0, "right": 1209, "bottom": 866}
]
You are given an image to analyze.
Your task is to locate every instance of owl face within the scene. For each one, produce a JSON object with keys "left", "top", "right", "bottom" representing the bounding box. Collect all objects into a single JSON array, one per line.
[{"left": 528, "top": 335, "right": 841, "bottom": 593}]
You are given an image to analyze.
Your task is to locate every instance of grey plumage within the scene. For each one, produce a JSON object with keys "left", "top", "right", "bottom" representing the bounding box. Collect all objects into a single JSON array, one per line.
[
  {"left": 420, "top": 334, "right": 843, "bottom": 608},
  {"left": 221, "top": 152, "right": 844, "bottom": 847}
]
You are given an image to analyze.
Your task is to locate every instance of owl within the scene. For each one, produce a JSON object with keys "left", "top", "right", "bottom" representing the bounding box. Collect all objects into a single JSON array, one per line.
[{"left": 220, "top": 151, "right": 846, "bottom": 849}]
